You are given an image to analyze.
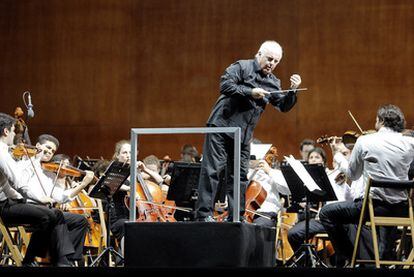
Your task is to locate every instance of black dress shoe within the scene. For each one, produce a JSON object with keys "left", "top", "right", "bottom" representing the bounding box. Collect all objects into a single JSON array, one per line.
[
  {"left": 55, "top": 256, "right": 75, "bottom": 267},
  {"left": 224, "top": 216, "right": 247, "bottom": 223},
  {"left": 22, "top": 261, "right": 39, "bottom": 267},
  {"left": 196, "top": 215, "right": 216, "bottom": 222}
]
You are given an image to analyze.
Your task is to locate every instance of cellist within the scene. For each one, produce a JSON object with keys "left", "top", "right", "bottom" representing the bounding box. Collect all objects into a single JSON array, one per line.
[
  {"left": 17, "top": 134, "right": 94, "bottom": 266},
  {"left": 246, "top": 147, "right": 290, "bottom": 227}
]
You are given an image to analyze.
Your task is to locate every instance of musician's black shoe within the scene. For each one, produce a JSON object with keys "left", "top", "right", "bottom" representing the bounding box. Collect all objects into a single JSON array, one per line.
[
  {"left": 196, "top": 215, "right": 216, "bottom": 222},
  {"left": 223, "top": 216, "right": 247, "bottom": 223},
  {"left": 22, "top": 261, "right": 39, "bottom": 267}
]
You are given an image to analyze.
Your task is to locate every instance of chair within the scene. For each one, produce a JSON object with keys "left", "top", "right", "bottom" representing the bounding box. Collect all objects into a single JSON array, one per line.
[
  {"left": 0, "top": 216, "right": 24, "bottom": 266},
  {"left": 351, "top": 178, "right": 414, "bottom": 268}
]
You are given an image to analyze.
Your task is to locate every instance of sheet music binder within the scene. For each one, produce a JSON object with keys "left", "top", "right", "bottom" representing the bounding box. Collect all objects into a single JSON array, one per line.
[
  {"left": 89, "top": 160, "right": 130, "bottom": 200},
  {"left": 280, "top": 163, "right": 337, "bottom": 203}
]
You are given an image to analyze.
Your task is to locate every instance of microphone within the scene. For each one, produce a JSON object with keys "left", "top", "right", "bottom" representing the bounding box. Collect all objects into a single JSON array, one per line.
[{"left": 27, "top": 92, "right": 34, "bottom": 118}]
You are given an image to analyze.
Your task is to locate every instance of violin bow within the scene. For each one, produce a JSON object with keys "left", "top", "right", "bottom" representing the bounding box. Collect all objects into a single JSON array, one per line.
[
  {"left": 22, "top": 145, "right": 50, "bottom": 201},
  {"left": 50, "top": 160, "right": 65, "bottom": 198},
  {"left": 348, "top": 110, "right": 364, "bottom": 134}
]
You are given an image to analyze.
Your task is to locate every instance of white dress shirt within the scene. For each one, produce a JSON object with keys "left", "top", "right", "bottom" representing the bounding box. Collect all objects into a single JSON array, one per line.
[
  {"left": 247, "top": 168, "right": 291, "bottom": 214},
  {"left": 0, "top": 141, "right": 26, "bottom": 201},
  {"left": 18, "top": 158, "right": 74, "bottom": 204},
  {"left": 334, "top": 127, "right": 414, "bottom": 204}
]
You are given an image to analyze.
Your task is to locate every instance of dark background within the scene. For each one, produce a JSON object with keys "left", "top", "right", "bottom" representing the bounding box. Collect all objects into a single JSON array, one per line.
[{"left": 1, "top": 0, "right": 413, "bottom": 163}]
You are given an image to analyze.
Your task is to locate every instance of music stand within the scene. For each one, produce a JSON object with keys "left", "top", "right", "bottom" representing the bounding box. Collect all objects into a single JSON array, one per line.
[
  {"left": 281, "top": 162, "right": 337, "bottom": 268},
  {"left": 166, "top": 162, "right": 201, "bottom": 221},
  {"left": 88, "top": 161, "right": 130, "bottom": 267}
]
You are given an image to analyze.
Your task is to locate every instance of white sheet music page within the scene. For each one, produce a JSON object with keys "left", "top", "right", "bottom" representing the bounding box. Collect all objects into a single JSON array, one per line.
[
  {"left": 250, "top": 143, "right": 272, "bottom": 160},
  {"left": 284, "top": 155, "right": 321, "bottom": 192}
]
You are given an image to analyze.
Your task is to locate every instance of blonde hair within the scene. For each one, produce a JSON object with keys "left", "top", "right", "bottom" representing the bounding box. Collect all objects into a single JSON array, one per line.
[{"left": 112, "top": 140, "right": 130, "bottom": 160}]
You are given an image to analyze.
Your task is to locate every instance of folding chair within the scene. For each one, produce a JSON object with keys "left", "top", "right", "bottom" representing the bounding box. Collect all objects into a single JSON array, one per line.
[
  {"left": 351, "top": 178, "right": 414, "bottom": 268},
  {"left": 0, "top": 216, "right": 24, "bottom": 266}
]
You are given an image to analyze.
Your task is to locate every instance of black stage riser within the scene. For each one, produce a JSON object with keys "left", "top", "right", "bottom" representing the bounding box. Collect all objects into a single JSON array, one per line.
[{"left": 124, "top": 222, "right": 276, "bottom": 267}]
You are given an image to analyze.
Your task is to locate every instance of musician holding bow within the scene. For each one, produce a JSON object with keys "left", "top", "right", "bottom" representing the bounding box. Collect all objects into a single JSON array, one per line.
[{"left": 17, "top": 133, "right": 94, "bottom": 266}]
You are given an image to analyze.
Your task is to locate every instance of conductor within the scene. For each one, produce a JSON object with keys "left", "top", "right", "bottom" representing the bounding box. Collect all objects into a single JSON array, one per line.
[{"left": 195, "top": 40, "right": 302, "bottom": 222}]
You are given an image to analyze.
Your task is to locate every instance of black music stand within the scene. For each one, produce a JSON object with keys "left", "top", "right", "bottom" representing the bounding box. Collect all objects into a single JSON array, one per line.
[
  {"left": 281, "top": 162, "right": 337, "bottom": 268},
  {"left": 88, "top": 161, "right": 130, "bottom": 267},
  {"left": 166, "top": 162, "right": 201, "bottom": 221}
]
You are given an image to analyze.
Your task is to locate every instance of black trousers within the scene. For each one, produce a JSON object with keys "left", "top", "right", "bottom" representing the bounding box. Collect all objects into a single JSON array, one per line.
[
  {"left": 288, "top": 218, "right": 326, "bottom": 252},
  {"left": 0, "top": 200, "right": 75, "bottom": 263},
  {"left": 253, "top": 211, "right": 278, "bottom": 228},
  {"left": 195, "top": 132, "right": 250, "bottom": 220},
  {"left": 63, "top": 212, "right": 89, "bottom": 261},
  {"left": 111, "top": 218, "right": 128, "bottom": 241},
  {"left": 319, "top": 199, "right": 407, "bottom": 265}
]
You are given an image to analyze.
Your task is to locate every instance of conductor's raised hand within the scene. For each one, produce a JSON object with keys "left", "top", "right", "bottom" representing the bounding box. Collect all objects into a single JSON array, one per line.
[
  {"left": 251, "top": 88, "right": 269, "bottom": 99},
  {"left": 290, "top": 74, "right": 302, "bottom": 89}
]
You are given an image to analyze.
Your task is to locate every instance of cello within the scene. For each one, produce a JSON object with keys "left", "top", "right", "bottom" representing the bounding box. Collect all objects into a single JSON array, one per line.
[
  {"left": 244, "top": 146, "right": 278, "bottom": 223},
  {"left": 41, "top": 162, "right": 104, "bottom": 250},
  {"left": 124, "top": 170, "right": 176, "bottom": 222}
]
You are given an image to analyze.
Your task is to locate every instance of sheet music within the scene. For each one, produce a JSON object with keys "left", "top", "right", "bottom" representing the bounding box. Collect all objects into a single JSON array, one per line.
[
  {"left": 250, "top": 143, "right": 272, "bottom": 160},
  {"left": 284, "top": 155, "right": 321, "bottom": 192}
]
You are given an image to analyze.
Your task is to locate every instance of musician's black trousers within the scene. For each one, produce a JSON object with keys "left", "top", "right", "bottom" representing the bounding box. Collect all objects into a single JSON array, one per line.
[
  {"left": 195, "top": 132, "right": 250, "bottom": 220},
  {"left": 319, "top": 199, "right": 407, "bottom": 265},
  {"left": 0, "top": 200, "right": 75, "bottom": 264},
  {"left": 63, "top": 212, "right": 88, "bottom": 262}
]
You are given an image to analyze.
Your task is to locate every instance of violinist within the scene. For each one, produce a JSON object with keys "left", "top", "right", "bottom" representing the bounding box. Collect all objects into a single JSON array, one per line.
[
  {"left": 0, "top": 113, "right": 73, "bottom": 266},
  {"left": 319, "top": 104, "right": 414, "bottom": 267},
  {"left": 247, "top": 156, "right": 290, "bottom": 227},
  {"left": 18, "top": 134, "right": 95, "bottom": 266}
]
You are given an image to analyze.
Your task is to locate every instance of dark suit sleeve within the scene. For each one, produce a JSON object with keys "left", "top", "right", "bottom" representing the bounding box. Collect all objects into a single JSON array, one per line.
[
  {"left": 269, "top": 90, "right": 297, "bottom": 112},
  {"left": 219, "top": 62, "right": 252, "bottom": 97}
]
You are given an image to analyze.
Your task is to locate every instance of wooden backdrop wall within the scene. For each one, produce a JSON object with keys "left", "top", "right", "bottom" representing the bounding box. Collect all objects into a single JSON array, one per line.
[{"left": 0, "top": 0, "right": 413, "bottom": 163}]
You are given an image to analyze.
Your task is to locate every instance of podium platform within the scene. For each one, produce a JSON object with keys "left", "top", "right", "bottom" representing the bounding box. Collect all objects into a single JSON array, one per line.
[{"left": 124, "top": 222, "right": 276, "bottom": 267}]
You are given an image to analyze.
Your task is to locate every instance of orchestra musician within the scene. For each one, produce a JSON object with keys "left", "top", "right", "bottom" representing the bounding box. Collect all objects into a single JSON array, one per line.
[
  {"left": 195, "top": 40, "right": 301, "bottom": 222},
  {"left": 17, "top": 134, "right": 95, "bottom": 266},
  {"left": 299, "top": 139, "right": 315, "bottom": 161},
  {"left": 109, "top": 141, "right": 169, "bottom": 253},
  {"left": 319, "top": 104, "right": 414, "bottom": 267},
  {"left": 247, "top": 156, "right": 290, "bottom": 227},
  {"left": 0, "top": 113, "right": 74, "bottom": 266}
]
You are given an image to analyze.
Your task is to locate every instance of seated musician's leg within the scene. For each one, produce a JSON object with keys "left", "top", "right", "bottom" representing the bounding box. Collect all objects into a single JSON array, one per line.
[
  {"left": 0, "top": 201, "right": 57, "bottom": 264},
  {"left": 63, "top": 212, "right": 89, "bottom": 264},
  {"left": 319, "top": 200, "right": 361, "bottom": 266}
]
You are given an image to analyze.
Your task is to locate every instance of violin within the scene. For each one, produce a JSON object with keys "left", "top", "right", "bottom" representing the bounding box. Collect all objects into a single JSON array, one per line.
[
  {"left": 41, "top": 161, "right": 98, "bottom": 180},
  {"left": 11, "top": 143, "right": 40, "bottom": 158}
]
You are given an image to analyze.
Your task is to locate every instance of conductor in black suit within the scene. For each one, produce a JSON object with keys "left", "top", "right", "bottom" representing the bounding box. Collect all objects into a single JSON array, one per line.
[{"left": 195, "top": 41, "right": 302, "bottom": 222}]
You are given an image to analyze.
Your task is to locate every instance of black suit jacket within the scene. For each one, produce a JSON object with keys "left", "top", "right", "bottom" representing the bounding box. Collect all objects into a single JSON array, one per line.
[{"left": 207, "top": 59, "right": 297, "bottom": 144}]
